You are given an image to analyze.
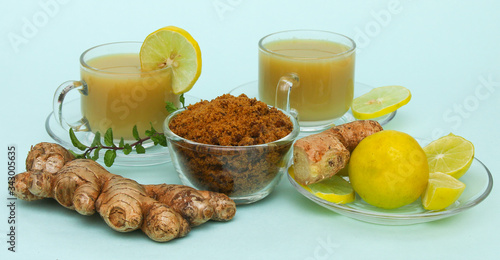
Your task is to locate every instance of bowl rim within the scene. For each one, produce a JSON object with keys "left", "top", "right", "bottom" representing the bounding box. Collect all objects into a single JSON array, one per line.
[{"left": 163, "top": 105, "right": 300, "bottom": 149}]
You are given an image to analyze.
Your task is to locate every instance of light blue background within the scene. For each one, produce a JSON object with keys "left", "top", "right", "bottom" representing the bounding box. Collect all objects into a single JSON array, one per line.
[{"left": 1, "top": 0, "right": 499, "bottom": 259}]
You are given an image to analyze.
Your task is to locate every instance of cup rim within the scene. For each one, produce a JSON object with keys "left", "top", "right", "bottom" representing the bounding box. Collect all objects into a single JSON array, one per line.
[
  {"left": 163, "top": 106, "right": 300, "bottom": 150},
  {"left": 258, "top": 29, "right": 356, "bottom": 59},
  {"left": 79, "top": 41, "right": 170, "bottom": 75}
]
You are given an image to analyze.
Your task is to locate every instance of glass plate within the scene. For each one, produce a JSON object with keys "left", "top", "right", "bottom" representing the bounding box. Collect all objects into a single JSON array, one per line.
[
  {"left": 229, "top": 81, "right": 397, "bottom": 132},
  {"left": 287, "top": 150, "right": 493, "bottom": 225},
  {"left": 45, "top": 95, "right": 201, "bottom": 167}
]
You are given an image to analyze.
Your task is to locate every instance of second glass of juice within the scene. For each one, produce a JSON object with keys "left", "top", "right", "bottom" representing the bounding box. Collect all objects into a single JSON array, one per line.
[{"left": 258, "top": 30, "right": 356, "bottom": 132}]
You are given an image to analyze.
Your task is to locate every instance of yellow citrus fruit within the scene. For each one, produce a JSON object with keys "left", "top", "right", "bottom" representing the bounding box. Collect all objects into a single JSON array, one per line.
[
  {"left": 289, "top": 166, "right": 355, "bottom": 204},
  {"left": 422, "top": 172, "right": 466, "bottom": 211},
  {"left": 423, "top": 133, "right": 474, "bottom": 179},
  {"left": 351, "top": 85, "right": 411, "bottom": 119},
  {"left": 140, "top": 26, "right": 202, "bottom": 94},
  {"left": 348, "top": 130, "right": 429, "bottom": 209}
]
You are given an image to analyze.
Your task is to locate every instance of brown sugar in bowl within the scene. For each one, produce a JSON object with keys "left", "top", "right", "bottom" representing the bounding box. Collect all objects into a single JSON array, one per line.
[{"left": 163, "top": 94, "right": 299, "bottom": 204}]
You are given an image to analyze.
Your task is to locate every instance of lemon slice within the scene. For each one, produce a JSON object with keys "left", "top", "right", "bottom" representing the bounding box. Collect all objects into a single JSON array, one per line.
[
  {"left": 351, "top": 85, "right": 411, "bottom": 119},
  {"left": 289, "top": 166, "right": 354, "bottom": 204},
  {"left": 140, "top": 26, "right": 202, "bottom": 94},
  {"left": 423, "top": 133, "right": 474, "bottom": 179},
  {"left": 422, "top": 172, "right": 466, "bottom": 210}
]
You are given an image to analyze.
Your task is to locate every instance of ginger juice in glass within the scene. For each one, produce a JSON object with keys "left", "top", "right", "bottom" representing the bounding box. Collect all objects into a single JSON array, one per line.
[
  {"left": 258, "top": 30, "right": 355, "bottom": 130},
  {"left": 81, "top": 51, "right": 178, "bottom": 140}
]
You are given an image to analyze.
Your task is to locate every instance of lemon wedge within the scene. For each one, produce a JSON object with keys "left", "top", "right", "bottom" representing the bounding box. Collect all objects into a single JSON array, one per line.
[
  {"left": 140, "top": 26, "right": 202, "bottom": 94},
  {"left": 423, "top": 133, "right": 474, "bottom": 179},
  {"left": 422, "top": 172, "right": 466, "bottom": 210},
  {"left": 290, "top": 166, "right": 355, "bottom": 204},
  {"left": 351, "top": 85, "right": 411, "bottom": 119}
]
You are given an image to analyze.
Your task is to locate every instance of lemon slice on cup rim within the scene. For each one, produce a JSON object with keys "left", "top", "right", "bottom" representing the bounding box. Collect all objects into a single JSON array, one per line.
[
  {"left": 140, "top": 26, "right": 202, "bottom": 94},
  {"left": 351, "top": 85, "right": 411, "bottom": 120},
  {"left": 289, "top": 166, "right": 355, "bottom": 204}
]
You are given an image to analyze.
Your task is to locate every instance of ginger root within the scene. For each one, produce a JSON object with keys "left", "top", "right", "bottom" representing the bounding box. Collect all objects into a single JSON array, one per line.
[
  {"left": 293, "top": 120, "right": 383, "bottom": 185},
  {"left": 144, "top": 184, "right": 236, "bottom": 226},
  {"left": 10, "top": 143, "right": 236, "bottom": 242}
]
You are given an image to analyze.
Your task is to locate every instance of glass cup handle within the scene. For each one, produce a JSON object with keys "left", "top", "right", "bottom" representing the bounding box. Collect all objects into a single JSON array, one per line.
[
  {"left": 275, "top": 73, "right": 299, "bottom": 118},
  {"left": 52, "top": 80, "right": 90, "bottom": 131}
]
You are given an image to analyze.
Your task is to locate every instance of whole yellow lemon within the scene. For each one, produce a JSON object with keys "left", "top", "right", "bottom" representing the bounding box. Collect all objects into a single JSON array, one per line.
[{"left": 348, "top": 130, "right": 429, "bottom": 209}]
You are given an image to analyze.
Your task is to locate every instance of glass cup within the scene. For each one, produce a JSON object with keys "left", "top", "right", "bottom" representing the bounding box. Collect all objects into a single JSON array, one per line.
[
  {"left": 258, "top": 30, "right": 356, "bottom": 132},
  {"left": 53, "top": 42, "right": 179, "bottom": 142}
]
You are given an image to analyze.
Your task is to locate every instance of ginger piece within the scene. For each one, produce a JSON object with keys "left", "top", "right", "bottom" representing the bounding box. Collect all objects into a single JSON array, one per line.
[
  {"left": 14, "top": 159, "right": 190, "bottom": 242},
  {"left": 293, "top": 120, "right": 383, "bottom": 185},
  {"left": 12, "top": 143, "right": 74, "bottom": 201},
  {"left": 144, "top": 184, "right": 236, "bottom": 226},
  {"left": 26, "top": 142, "right": 75, "bottom": 174},
  {"left": 197, "top": 190, "right": 237, "bottom": 221},
  {"left": 10, "top": 142, "right": 236, "bottom": 242},
  {"left": 96, "top": 173, "right": 190, "bottom": 241}
]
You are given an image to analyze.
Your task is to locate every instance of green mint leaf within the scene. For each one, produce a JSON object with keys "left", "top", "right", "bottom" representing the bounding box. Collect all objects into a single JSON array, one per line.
[
  {"left": 180, "top": 93, "right": 185, "bottom": 108},
  {"left": 135, "top": 144, "right": 146, "bottom": 154},
  {"left": 68, "top": 150, "right": 86, "bottom": 159},
  {"left": 119, "top": 137, "right": 125, "bottom": 148},
  {"left": 166, "top": 101, "right": 178, "bottom": 114},
  {"left": 91, "top": 147, "right": 102, "bottom": 161},
  {"left": 104, "top": 150, "right": 117, "bottom": 167},
  {"left": 150, "top": 123, "right": 158, "bottom": 132},
  {"left": 91, "top": 131, "right": 102, "bottom": 147},
  {"left": 123, "top": 144, "right": 133, "bottom": 155},
  {"left": 152, "top": 133, "right": 168, "bottom": 147},
  {"left": 145, "top": 123, "right": 157, "bottom": 137},
  {"left": 132, "top": 125, "right": 140, "bottom": 141},
  {"left": 104, "top": 128, "right": 114, "bottom": 147},
  {"left": 151, "top": 135, "right": 158, "bottom": 145},
  {"left": 69, "top": 128, "right": 88, "bottom": 151}
]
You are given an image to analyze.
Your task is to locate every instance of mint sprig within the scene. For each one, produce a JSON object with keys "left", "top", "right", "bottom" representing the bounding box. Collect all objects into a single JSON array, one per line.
[
  {"left": 69, "top": 125, "right": 165, "bottom": 167},
  {"left": 69, "top": 94, "right": 186, "bottom": 167}
]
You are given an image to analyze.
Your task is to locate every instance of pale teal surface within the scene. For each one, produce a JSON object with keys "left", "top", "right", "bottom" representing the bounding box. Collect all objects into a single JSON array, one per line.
[{"left": 1, "top": 1, "right": 499, "bottom": 259}]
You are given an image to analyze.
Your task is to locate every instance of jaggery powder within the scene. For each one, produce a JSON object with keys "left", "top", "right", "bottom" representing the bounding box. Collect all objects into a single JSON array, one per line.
[
  {"left": 168, "top": 94, "right": 295, "bottom": 196},
  {"left": 169, "top": 94, "right": 293, "bottom": 145}
]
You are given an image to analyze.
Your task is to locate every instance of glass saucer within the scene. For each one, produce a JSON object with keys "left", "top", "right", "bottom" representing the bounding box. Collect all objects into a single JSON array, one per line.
[
  {"left": 45, "top": 95, "right": 201, "bottom": 167},
  {"left": 287, "top": 138, "right": 493, "bottom": 225},
  {"left": 229, "top": 81, "right": 396, "bottom": 133}
]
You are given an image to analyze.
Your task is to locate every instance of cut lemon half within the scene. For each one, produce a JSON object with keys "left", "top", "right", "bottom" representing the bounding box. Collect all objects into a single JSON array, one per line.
[
  {"left": 289, "top": 166, "right": 355, "bottom": 204},
  {"left": 423, "top": 133, "right": 474, "bottom": 179},
  {"left": 351, "top": 85, "right": 411, "bottom": 119},
  {"left": 422, "top": 172, "right": 466, "bottom": 211},
  {"left": 140, "top": 26, "right": 202, "bottom": 94}
]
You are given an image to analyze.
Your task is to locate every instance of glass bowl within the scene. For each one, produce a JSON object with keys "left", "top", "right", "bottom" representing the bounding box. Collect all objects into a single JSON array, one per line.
[
  {"left": 288, "top": 156, "right": 493, "bottom": 225},
  {"left": 164, "top": 107, "right": 300, "bottom": 204}
]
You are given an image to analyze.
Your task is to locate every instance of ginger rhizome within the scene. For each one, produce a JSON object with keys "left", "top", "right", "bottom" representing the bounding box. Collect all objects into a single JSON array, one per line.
[
  {"left": 10, "top": 142, "right": 236, "bottom": 242},
  {"left": 293, "top": 120, "right": 383, "bottom": 185}
]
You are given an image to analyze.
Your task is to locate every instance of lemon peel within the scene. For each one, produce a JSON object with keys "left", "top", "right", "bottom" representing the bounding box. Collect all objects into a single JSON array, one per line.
[
  {"left": 348, "top": 130, "right": 429, "bottom": 209},
  {"left": 352, "top": 85, "right": 411, "bottom": 119},
  {"left": 140, "top": 26, "right": 202, "bottom": 94},
  {"left": 422, "top": 172, "right": 466, "bottom": 210},
  {"left": 289, "top": 166, "right": 354, "bottom": 204},
  {"left": 423, "top": 133, "right": 474, "bottom": 179}
]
